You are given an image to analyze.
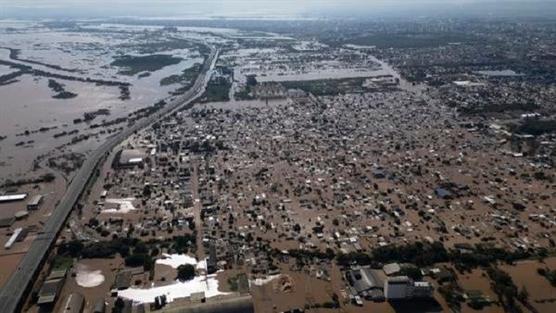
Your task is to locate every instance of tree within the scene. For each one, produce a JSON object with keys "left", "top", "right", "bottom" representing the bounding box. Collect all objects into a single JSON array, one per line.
[
  {"left": 246, "top": 75, "right": 257, "bottom": 87},
  {"left": 59, "top": 240, "right": 84, "bottom": 257},
  {"left": 400, "top": 266, "right": 423, "bottom": 280},
  {"left": 112, "top": 297, "right": 125, "bottom": 313},
  {"left": 517, "top": 286, "right": 529, "bottom": 303},
  {"left": 142, "top": 184, "right": 152, "bottom": 198},
  {"left": 125, "top": 254, "right": 147, "bottom": 268},
  {"left": 177, "top": 264, "right": 195, "bottom": 281}
]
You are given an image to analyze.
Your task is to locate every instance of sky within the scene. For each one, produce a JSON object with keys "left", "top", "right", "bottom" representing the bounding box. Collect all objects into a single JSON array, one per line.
[{"left": 1, "top": 0, "right": 555, "bottom": 19}]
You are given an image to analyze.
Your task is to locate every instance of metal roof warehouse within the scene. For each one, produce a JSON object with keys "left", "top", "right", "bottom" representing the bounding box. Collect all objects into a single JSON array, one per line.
[{"left": 0, "top": 193, "right": 27, "bottom": 203}]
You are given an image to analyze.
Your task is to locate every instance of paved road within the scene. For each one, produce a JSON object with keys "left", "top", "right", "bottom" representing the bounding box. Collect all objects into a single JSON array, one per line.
[{"left": 0, "top": 47, "right": 219, "bottom": 313}]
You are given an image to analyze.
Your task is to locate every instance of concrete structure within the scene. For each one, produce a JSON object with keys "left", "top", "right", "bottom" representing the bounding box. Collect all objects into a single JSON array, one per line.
[
  {"left": 60, "top": 293, "right": 84, "bottom": 313},
  {"left": 4, "top": 227, "right": 23, "bottom": 249},
  {"left": 27, "top": 195, "right": 43, "bottom": 210}
]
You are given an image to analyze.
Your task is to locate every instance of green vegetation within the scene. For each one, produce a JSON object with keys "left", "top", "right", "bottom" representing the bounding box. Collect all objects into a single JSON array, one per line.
[
  {"left": 58, "top": 237, "right": 165, "bottom": 259},
  {"left": 111, "top": 54, "right": 182, "bottom": 76},
  {"left": 460, "top": 102, "right": 540, "bottom": 115},
  {"left": 160, "top": 63, "right": 202, "bottom": 86},
  {"left": 281, "top": 78, "right": 367, "bottom": 96},
  {"left": 48, "top": 79, "right": 77, "bottom": 99},
  {"left": 487, "top": 267, "right": 522, "bottom": 312},
  {"left": 288, "top": 248, "right": 336, "bottom": 262},
  {"left": 400, "top": 266, "right": 423, "bottom": 280},
  {"left": 514, "top": 118, "right": 556, "bottom": 136},
  {"left": 227, "top": 273, "right": 249, "bottom": 293},
  {"left": 303, "top": 241, "right": 538, "bottom": 271},
  {"left": 537, "top": 267, "right": 556, "bottom": 287},
  {"left": 51, "top": 256, "right": 73, "bottom": 271},
  {"left": 466, "top": 288, "right": 493, "bottom": 309},
  {"left": 234, "top": 88, "right": 255, "bottom": 100},
  {"left": 450, "top": 244, "right": 532, "bottom": 271},
  {"left": 125, "top": 253, "right": 154, "bottom": 271},
  {"left": 172, "top": 233, "right": 196, "bottom": 254},
  {"left": 177, "top": 264, "right": 195, "bottom": 281},
  {"left": 336, "top": 251, "right": 372, "bottom": 266},
  {"left": 1, "top": 173, "right": 55, "bottom": 188},
  {"left": 438, "top": 284, "right": 464, "bottom": 311},
  {"left": 235, "top": 74, "right": 257, "bottom": 100},
  {"left": 202, "top": 77, "right": 231, "bottom": 102},
  {"left": 228, "top": 275, "right": 239, "bottom": 291},
  {"left": 129, "top": 40, "right": 207, "bottom": 57},
  {"left": 371, "top": 242, "right": 449, "bottom": 267}
]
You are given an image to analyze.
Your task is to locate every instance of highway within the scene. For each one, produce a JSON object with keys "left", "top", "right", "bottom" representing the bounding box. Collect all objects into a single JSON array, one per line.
[{"left": 0, "top": 47, "right": 219, "bottom": 313}]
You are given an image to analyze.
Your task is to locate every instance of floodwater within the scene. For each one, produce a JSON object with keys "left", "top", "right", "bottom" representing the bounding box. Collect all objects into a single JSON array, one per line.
[
  {"left": 0, "top": 21, "right": 205, "bottom": 178},
  {"left": 0, "top": 64, "right": 15, "bottom": 76}
]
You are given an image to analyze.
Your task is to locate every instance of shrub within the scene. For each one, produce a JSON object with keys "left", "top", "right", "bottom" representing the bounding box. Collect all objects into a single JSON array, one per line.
[{"left": 177, "top": 264, "right": 195, "bottom": 281}]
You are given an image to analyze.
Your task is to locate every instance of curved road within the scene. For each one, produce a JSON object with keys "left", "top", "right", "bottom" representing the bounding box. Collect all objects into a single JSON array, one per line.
[{"left": 0, "top": 47, "right": 219, "bottom": 313}]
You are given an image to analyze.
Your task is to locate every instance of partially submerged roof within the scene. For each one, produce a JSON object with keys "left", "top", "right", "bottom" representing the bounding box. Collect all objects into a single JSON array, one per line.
[
  {"left": 347, "top": 267, "right": 385, "bottom": 293},
  {"left": 37, "top": 278, "right": 64, "bottom": 305},
  {"left": 382, "top": 263, "right": 401, "bottom": 276}
]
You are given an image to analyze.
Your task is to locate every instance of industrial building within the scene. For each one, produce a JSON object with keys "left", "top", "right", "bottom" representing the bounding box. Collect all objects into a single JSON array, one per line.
[
  {"left": 113, "top": 149, "right": 145, "bottom": 169},
  {"left": 345, "top": 267, "right": 386, "bottom": 301},
  {"left": 27, "top": 194, "right": 43, "bottom": 210},
  {"left": 384, "top": 276, "right": 433, "bottom": 300},
  {"left": 347, "top": 267, "right": 433, "bottom": 302},
  {"left": 37, "top": 269, "right": 67, "bottom": 307}
]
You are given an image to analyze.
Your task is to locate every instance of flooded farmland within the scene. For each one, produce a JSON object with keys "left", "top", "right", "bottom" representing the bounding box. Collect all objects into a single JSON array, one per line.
[{"left": 0, "top": 21, "right": 213, "bottom": 179}]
